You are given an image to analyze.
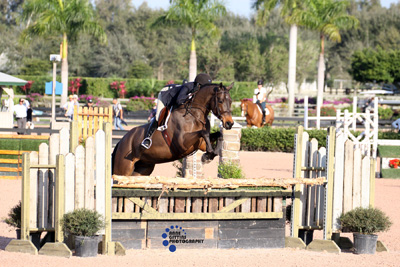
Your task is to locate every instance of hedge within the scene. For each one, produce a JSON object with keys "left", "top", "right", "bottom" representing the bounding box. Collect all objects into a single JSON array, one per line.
[
  {"left": 14, "top": 76, "right": 257, "bottom": 101},
  {"left": 240, "top": 127, "right": 328, "bottom": 152},
  {"left": 240, "top": 127, "right": 400, "bottom": 153}
]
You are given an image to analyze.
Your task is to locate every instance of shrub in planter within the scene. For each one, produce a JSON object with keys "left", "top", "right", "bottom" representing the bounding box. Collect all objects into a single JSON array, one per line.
[
  {"left": 62, "top": 208, "right": 105, "bottom": 257},
  {"left": 3, "top": 201, "right": 21, "bottom": 230},
  {"left": 3, "top": 201, "right": 41, "bottom": 248},
  {"left": 339, "top": 207, "right": 392, "bottom": 254},
  {"left": 218, "top": 161, "right": 245, "bottom": 179}
]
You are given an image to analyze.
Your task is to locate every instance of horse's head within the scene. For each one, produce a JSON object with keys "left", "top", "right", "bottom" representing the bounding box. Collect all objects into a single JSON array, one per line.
[
  {"left": 210, "top": 83, "right": 234, "bottom": 130},
  {"left": 240, "top": 99, "right": 248, "bottom": 117}
]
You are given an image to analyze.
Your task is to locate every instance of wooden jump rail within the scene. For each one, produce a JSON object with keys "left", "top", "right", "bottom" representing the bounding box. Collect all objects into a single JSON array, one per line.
[{"left": 0, "top": 134, "right": 51, "bottom": 179}]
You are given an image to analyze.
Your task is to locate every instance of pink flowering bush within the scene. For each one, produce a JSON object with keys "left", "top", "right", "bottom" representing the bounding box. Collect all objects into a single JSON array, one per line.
[
  {"left": 110, "top": 81, "right": 127, "bottom": 98},
  {"left": 69, "top": 78, "right": 82, "bottom": 95}
]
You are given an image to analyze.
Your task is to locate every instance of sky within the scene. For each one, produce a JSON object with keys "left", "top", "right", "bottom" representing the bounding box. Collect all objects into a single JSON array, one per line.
[{"left": 133, "top": 0, "right": 400, "bottom": 19}]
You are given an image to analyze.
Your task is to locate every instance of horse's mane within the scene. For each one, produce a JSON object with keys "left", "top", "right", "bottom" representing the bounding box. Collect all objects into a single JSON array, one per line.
[{"left": 199, "top": 83, "right": 226, "bottom": 90}]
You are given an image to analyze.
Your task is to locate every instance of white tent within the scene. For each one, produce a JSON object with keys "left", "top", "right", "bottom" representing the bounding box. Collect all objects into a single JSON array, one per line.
[{"left": 0, "top": 72, "right": 27, "bottom": 128}]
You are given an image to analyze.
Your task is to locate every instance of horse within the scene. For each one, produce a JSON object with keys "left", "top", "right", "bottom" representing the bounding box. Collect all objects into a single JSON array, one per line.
[
  {"left": 112, "top": 83, "right": 234, "bottom": 176},
  {"left": 240, "top": 99, "right": 274, "bottom": 128}
]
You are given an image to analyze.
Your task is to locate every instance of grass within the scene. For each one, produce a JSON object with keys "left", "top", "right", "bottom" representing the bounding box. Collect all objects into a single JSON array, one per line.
[
  {"left": 0, "top": 139, "right": 48, "bottom": 159},
  {"left": 381, "top": 169, "right": 400, "bottom": 179},
  {"left": 378, "top": 145, "right": 400, "bottom": 158}
]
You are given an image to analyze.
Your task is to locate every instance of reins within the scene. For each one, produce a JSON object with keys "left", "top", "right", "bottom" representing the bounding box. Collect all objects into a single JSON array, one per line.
[{"left": 182, "top": 84, "right": 229, "bottom": 126}]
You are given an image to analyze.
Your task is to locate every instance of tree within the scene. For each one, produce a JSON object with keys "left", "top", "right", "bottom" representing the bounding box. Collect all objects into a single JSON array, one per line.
[
  {"left": 350, "top": 47, "right": 399, "bottom": 84},
  {"left": 252, "top": 0, "right": 303, "bottom": 116},
  {"left": 151, "top": 0, "right": 226, "bottom": 81},
  {"left": 293, "top": 0, "right": 358, "bottom": 124},
  {"left": 20, "top": 0, "right": 107, "bottom": 106}
]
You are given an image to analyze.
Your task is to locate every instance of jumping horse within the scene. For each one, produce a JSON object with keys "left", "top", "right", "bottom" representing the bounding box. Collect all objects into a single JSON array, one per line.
[
  {"left": 112, "top": 83, "right": 234, "bottom": 176},
  {"left": 240, "top": 99, "right": 274, "bottom": 128}
]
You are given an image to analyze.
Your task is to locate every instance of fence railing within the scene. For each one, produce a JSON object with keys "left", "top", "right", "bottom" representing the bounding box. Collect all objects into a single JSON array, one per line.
[{"left": 73, "top": 106, "right": 113, "bottom": 140}]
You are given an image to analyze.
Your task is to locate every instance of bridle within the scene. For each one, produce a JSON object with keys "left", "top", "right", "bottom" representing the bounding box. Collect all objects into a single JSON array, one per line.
[{"left": 212, "top": 87, "right": 231, "bottom": 121}]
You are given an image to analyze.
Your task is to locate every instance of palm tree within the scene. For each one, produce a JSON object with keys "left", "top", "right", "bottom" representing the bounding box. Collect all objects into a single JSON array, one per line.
[
  {"left": 20, "top": 0, "right": 107, "bottom": 106},
  {"left": 152, "top": 0, "right": 226, "bottom": 81},
  {"left": 252, "top": 0, "right": 303, "bottom": 117},
  {"left": 293, "top": 0, "right": 358, "bottom": 125}
]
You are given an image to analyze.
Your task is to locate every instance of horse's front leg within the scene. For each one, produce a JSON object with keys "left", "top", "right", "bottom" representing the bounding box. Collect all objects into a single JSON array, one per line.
[{"left": 200, "top": 130, "right": 223, "bottom": 164}]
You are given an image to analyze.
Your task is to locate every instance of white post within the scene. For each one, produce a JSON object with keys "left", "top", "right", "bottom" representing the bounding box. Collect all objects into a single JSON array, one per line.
[
  {"left": 352, "top": 96, "right": 357, "bottom": 131},
  {"left": 365, "top": 109, "right": 371, "bottom": 156},
  {"left": 287, "top": 24, "right": 298, "bottom": 117},
  {"left": 373, "top": 97, "right": 379, "bottom": 158},
  {"left": 51, "top": 62, "right": 57, "bottom": 123},
  {"left": 335, "top": 109, "right": 341, "bottom": 131},
  {"left": 50, "top": 54, "right": 61, "bottom": 125},
  {"left": 210, "top": 113, "right": 215, "bottom": 128},
  {"left": 343, "top": 109, "right": 349, "bottom": 140},
  {"left": 304, "top": 96, "right": 308, "bottom": 130}
]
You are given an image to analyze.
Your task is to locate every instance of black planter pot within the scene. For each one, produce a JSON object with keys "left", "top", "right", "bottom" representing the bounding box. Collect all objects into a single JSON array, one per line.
[
  {"left": 353, "top": 233, "right": 378, "bottom": 254},
  {"left": 74, "top": 236, "right": 100, "bottom": 257}
]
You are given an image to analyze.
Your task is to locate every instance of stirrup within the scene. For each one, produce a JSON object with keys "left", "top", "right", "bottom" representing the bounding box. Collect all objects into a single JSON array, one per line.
[{"left": 141, "top": 138, "right": 152, "bottom": 149}]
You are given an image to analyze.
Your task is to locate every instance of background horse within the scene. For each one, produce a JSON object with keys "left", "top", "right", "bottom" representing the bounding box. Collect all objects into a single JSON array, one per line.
[
  {"left": 240, "top": 99, "right": 274, "bottom": 128},
  {"left": 112, "top": 83, "right": 234, "bottom": 176}
]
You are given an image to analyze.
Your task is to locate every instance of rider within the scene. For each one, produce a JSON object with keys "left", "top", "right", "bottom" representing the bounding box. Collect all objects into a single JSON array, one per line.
[
  {"left": 141, "top": 73, "right": 212, "bottom": 149},
  {"left": 253, "top": 79, "right": 272, "bottom": 123}
]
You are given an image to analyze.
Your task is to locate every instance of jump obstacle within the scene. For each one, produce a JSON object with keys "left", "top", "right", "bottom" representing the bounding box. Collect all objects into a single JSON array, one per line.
[
  {"left": 5, "top": 121, "right": 380, "bottom": 255},
  {"left": 287, "top": 126, "right": 379, "bottom": 253}
]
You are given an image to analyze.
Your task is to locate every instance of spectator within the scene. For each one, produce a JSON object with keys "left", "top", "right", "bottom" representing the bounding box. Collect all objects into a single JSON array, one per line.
[
  {"left": 84, "top": 98, "right": 94, "bottom": 109},
  {"left": 112, "top": 98, "right": 125, "bottom": 130},
  {"left": 63, "top": 95, "right": 75, "bottom": 121},
  {"left": 392, "top": 118, "right": 400, "bottom": 133},
  {"left": 23, "top": 99, "right": 34, "bottom": 129},
  {"left": 63, "top": 95, "right": 79, "bottom": 121},
  {"left": 13, "top": 98, "right": 27, "bottom": 134}
]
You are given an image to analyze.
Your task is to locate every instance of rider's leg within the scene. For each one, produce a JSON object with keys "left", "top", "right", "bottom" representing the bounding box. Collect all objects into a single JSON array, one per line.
[
  {"left": 261, "top": 102, "right": 266, "bottom": 123},
  {"left": 141, "top": 94, "right": 164, "bottom": 149}
]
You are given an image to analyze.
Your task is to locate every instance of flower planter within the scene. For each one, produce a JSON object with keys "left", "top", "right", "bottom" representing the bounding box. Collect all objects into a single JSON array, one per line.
[
  {"left": 353, "top": 233, "right": 378, "bottom": 254},
  {"left": 74, "top": 236, "right": 100, "bottom": 257}
]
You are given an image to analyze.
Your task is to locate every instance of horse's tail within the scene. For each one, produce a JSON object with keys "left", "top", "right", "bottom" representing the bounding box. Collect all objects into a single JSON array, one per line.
[{"left": 111, "top": 141, "right": 120, "bottom": 175}]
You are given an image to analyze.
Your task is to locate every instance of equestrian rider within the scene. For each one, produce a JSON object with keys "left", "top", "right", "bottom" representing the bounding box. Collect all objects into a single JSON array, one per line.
[
  {"left": 141, "top": 73, "right": 212, "bottom": 149},
  {"left": 253, "top": 79, "right": 272, "bottom": 123}
]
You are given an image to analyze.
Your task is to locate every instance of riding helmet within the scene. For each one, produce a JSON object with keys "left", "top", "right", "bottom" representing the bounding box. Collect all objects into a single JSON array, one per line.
[
  {"left": 257, "top": 79, "right": 263, "bottom": 86},
  {"left": 194, "top": 73, "right": 212, "bottom": 85}
]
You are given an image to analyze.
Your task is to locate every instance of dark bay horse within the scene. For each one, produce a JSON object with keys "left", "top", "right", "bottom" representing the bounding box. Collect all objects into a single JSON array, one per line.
[
  {"left": 112, "top": 83, "right": 234, "bottom": 176},
  {"left": 240, "top": 99, "right": 274, "bottom": 128}
]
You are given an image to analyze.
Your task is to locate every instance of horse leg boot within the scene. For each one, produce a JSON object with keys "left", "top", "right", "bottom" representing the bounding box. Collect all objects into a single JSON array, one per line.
[{"left": 141, "top": 118, "right": 158, "bottom": 149}]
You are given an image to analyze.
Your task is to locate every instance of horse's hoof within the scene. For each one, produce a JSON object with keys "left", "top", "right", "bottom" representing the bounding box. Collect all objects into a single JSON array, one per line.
[{"left": 201, "top": 153, "right": 212, "bottom": 164}]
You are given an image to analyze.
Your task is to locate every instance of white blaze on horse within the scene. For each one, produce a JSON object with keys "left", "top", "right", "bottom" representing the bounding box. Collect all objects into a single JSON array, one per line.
[{"left": 240, "top": 99, "right": 274, "bottom": 128}]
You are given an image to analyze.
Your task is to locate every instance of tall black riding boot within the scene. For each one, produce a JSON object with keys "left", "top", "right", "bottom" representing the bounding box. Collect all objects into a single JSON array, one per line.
[
  {"left": 141, "top": 118, "right": 158, "bottom": 149},
  {"left": 262, "top": 110, "right": 266, "bottom": 124}
]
